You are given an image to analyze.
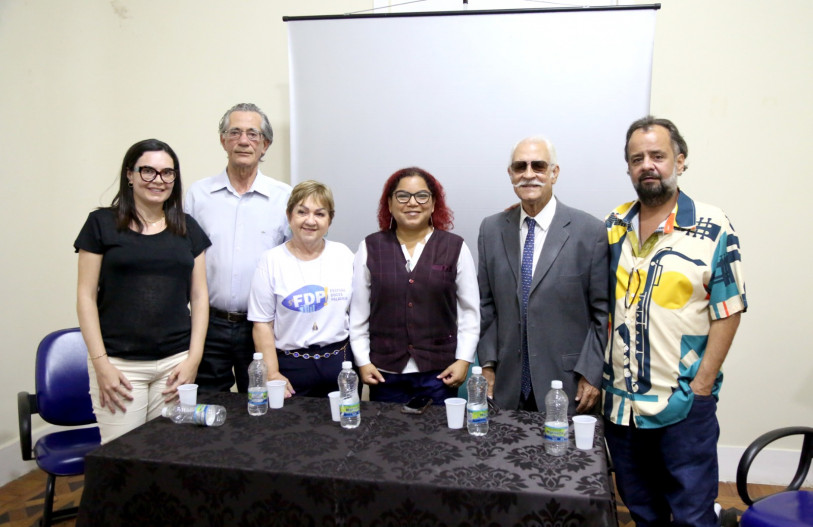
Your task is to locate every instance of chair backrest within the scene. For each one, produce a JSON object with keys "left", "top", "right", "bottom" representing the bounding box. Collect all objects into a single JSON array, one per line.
[
  {"left": 35, "top": 328, "right": 96, "bottom": 426},
  {"left": 737, "top": 426, "right": 813, "bottom": 506}
]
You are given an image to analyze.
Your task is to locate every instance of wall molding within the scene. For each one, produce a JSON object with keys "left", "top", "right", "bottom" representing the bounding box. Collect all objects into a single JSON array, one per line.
[
  {"left": 718, "top": 444, "right": 812, "bottom": 487},
  {"left": 0, "top": 439, "right": 37, "bottom": 487}
]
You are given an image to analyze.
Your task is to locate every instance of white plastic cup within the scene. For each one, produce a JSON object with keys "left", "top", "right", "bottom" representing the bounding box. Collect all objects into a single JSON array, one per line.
[
  {"left": 267, "top": 380, "right": 287, "bottom": 409},
  {"left": 177, "top": 384, "right": 198, "bottom": 408},
  {"left": 573, "top": 415, "right": 598, "bottom": 450},
  {"left": 328, "top": 391, "right": 341, "bottom": 422},
  {"left": 444, "top": 397, "right": 467, "bottom": 429}
]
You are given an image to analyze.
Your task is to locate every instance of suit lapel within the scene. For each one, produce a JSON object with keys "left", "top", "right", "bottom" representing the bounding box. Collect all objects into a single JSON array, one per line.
[
  {"left": 531, "top": 203, "right": 571, "bottom": 293},
  {"left": 499, "top": 207, "right": 522, "bottom": 286}
]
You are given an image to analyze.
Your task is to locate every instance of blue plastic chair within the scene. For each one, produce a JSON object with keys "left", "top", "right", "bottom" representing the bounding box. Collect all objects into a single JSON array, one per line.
[
  {"left": 17, "top": 328, "right": 101, "bottom": 527},
  {"left": 737, "top": 426, "right": 813, "bottom": 527}
]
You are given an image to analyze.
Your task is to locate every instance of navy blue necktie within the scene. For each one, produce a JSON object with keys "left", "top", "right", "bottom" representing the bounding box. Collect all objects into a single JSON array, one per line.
[{"left": 520, "top": 217, "right": 536, "bottom": 400}]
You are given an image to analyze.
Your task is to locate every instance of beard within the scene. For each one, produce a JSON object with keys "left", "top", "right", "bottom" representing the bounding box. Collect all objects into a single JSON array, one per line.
[{"left": 634, "top": 169, "right": 678, "bottom": 207}]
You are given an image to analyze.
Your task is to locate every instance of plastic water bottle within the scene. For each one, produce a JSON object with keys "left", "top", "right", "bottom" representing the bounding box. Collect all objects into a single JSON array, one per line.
[
  {"left": 162, "top": 404, "right": 227, "bottom": 426},
  {"left": 544, "top": 380, "right": 569, "bottom": 455},
  {"left": 466, "top": 366, "right": 489, "bottom": 436},
  {"left": 247, "top": 352, "right": 268, "bottom": 416},
  {"left": 338, "top": 361, "right": 360, "bottom": 429}
]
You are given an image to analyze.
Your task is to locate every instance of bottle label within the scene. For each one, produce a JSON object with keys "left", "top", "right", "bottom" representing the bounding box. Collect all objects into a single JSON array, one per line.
[
  {"left": 340, "top": 399, "right": 360, "bottom": 418},
  {"left": 544, "top": 422, "right": 568, "bottom": 443},
  {"left": 468, "top": 407, "right": 488, "bottom": 424},
  {"left": 248, "top": 387, "right": 268, "bottom": 406},
  {"left": 193, "top": 404, "right": 210, "bottom": 426}
]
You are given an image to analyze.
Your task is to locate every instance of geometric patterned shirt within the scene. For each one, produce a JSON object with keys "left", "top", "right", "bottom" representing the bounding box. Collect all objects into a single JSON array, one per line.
[{"left": 602, "top": 190, "right": 747, "bottom": 428}]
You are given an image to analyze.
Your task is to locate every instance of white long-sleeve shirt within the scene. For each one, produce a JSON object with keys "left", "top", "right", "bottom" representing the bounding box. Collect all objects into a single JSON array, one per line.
[{"left": 349, "top": 231, "right": 480, "bottom": 373}]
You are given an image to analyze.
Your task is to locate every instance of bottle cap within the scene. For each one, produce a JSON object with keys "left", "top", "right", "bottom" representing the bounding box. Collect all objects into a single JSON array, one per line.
[
  {"left": 342, "top": 361, "right": 353, "bottom": 369},
  {"left": 472, "top": 366, "right": 482, "bottom": 375},
  {"left": 253, "top": 352, "right": 263, "bottom": 360},
  {"left": 551, "top": 380, "right": 563, "bottom": 389},
  {"left": 161, "top": 406, "right": 170, "bottom": 417}
]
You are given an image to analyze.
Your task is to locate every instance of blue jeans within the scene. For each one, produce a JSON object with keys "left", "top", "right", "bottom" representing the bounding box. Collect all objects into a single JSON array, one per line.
[
  {"left": 604, "top": 394, "right": 720, "bottom": 527},
  {"left": 195, "top": 316, "right": 254, "bottom": 393},
  {"left": 369, "top": 370, "right": 457, "bottom": 405}
]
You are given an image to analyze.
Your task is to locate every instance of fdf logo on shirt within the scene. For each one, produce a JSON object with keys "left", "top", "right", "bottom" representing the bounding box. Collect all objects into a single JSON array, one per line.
[{"left": 283, "top": 285, "right": 328, "bottom": 313}]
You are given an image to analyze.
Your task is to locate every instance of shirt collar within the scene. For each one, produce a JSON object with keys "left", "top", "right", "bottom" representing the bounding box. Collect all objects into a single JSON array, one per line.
[
  {"left": 204, "top": 169, "right": 273, "bottom": 198},
  {"left": 672, "top": 189, "right": 698, "bottom": 230},
  {"left": 520, "top": 195, "right": 557, "bottom": 231},
  {"left": 614, "top": 190, "right": 697, "bottom": 234}
]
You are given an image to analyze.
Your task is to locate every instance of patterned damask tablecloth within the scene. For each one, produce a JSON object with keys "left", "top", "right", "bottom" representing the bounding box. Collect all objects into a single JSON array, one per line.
[{"left": 77, "top": 392, "right": 617, "bottom": 527}]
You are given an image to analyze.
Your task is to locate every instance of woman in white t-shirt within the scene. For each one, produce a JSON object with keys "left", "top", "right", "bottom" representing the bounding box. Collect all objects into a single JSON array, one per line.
[{"left": 248, "top": 180, "right": 354, "bottom": 397}]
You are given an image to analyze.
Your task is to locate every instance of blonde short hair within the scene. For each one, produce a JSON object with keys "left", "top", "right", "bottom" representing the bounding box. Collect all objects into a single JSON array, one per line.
[{"left": 286, "top": 180, "right": 335, "bottom": 222}]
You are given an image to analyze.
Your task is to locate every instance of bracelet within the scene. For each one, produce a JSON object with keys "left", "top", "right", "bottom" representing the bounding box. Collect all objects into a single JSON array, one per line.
[{"left": 89, "top": 352, "right": 108, "bottom": 360}]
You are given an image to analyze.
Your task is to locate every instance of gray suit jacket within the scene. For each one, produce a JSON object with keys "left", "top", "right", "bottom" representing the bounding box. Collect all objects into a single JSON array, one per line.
[{"left": 476, "top": 200, "right": 609, "bottom": 413}]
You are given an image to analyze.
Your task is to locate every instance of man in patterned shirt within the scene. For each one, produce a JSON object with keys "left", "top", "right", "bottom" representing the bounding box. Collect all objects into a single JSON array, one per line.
[{"left": 602, "top": 116, "right": 747, "bottom": 527}]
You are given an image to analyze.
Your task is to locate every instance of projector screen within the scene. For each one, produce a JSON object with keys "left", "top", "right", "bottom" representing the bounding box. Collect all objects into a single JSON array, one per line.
[{"left": 286, "top": 7, "right": 658, "bottom": 258}]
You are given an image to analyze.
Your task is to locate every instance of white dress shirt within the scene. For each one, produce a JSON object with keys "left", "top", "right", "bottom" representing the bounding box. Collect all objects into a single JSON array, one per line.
[{"left": 520, "top": 196, "right": 557, "bottom": 274}]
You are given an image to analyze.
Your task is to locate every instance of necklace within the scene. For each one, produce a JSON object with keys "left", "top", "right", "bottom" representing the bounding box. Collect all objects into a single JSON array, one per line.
[
  {"left": 289, "top": 241, "right": 324, "bottom": 331},
  {"left": 138, "top": 209, "right": 165, "bottom": 226}
]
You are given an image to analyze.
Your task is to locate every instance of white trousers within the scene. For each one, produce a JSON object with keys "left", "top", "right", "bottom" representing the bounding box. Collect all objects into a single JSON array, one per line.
[{"left": 88, "top": 350, "right": 188, "bottom": 444}]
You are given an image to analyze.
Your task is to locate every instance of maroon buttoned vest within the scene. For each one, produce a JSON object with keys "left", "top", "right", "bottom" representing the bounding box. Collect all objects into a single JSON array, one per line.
[{"left": 366, "top": 229, "right": 463, "bottom": 372}]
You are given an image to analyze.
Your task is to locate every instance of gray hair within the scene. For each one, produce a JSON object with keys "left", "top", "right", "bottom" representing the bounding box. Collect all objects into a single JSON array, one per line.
[
  {"left": 218, "top": 103, "right": 274, "bottom": 145},
  {"left": 509, "top": 136, "right": 558, "bottom": 167},
  {"left": 624, "top": 115, "right": 689, "bottom": 172}
]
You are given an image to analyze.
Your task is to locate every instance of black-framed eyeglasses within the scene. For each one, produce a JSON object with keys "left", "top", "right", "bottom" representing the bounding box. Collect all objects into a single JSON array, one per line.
[
  {"left": 393, "top": 190, "right": 432, "bottom": 204},
  {"left": 510, "top": 160, "right": 551, "bottom": 174},
  {"left": 134, "top": 166, "right": 177, "bottom": 183},
  {"left": 624, "top": 268, "right": 642, "bottom": 309},
  {"left": 224, "top": 128, "right": 263, "bottom": 143}
]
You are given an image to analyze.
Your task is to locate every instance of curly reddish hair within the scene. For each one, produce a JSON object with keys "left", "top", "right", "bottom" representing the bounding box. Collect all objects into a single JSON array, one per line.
[{"left": 376, "top": 167, "right": 454, "bottom": 231}]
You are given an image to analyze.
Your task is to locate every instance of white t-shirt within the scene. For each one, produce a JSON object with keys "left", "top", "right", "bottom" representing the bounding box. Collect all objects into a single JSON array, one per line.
[{"left": 248, "top": 240, "right": 354, "bottom": 350}]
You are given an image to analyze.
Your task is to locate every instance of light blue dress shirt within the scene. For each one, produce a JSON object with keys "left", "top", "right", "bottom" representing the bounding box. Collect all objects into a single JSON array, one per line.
[{"left": 184, "top": 169, "right": 291, "bottom": 313}]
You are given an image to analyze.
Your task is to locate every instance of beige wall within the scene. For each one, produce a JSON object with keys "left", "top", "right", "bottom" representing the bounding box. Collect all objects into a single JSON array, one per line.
[{"left": 1, "top": 0, "right": 811, "bottom": 481}]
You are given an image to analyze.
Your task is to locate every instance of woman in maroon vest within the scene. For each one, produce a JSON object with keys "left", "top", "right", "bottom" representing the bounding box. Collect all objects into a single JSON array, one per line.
[{"left": 349, "top": 167, "right": 480, "bottom": 405}]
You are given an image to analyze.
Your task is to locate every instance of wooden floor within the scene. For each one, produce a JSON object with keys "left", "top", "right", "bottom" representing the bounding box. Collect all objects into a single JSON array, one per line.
[
  {"left": 0, "top": 471, "right": 83, "bottom": 527},
  {"left": 0, "top": 469, "right": 800, "bottom": 526}
]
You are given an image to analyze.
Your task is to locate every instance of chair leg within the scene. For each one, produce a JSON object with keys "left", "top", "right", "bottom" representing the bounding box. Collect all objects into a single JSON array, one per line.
[
  {"left": 39, "top": 473, "right": 80, "bottom": 526},
  {"left": 41, "top": 473, "right": 56, "bottom": 527}
]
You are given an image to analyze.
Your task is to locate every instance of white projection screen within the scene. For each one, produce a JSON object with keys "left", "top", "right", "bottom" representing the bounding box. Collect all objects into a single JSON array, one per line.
[{"left": 286, "top": 6, "right": 658, "bottom": 258}]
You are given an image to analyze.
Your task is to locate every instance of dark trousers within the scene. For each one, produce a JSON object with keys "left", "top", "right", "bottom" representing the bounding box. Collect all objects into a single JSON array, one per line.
[
  {"left": 276, "top": 341, "right": 349, "bottom": 398},
  {"left": 369, "top": 370, "right": 457, "bottom": 406},
  {"left": 195, "top": 316, "right": 254, "bottom": 393},
  {"left": 604, "top": 394, "right": 720, "bottom": 527}
]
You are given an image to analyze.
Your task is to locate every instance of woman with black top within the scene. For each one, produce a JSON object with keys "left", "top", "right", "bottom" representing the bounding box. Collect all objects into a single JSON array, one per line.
[{"left": 75, "top": 139, "right": 211, "bottom": 443}]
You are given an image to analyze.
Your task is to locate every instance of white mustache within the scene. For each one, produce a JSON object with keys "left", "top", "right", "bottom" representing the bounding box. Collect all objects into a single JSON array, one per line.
[{"left": 513, "top": 181, "right": 545, "bottom": 188}]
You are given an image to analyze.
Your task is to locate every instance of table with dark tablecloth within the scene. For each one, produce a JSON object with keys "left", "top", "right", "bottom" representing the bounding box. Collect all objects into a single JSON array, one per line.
[{"left": 77, "top": 392, "right": 617, "bottom": 526}]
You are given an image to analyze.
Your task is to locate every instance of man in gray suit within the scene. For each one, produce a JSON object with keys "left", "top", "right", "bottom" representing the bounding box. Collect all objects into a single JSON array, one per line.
[{"left": 477, "top": 136, "right": 608, "bottom": 413}]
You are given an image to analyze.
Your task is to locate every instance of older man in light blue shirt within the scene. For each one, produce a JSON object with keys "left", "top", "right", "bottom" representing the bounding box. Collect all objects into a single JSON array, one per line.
[{"left": 185, "top": 103, "right": 291, "bottom": 393}]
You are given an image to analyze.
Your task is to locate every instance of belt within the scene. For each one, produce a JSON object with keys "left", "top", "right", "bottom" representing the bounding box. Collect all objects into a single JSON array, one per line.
[
  {"left": 279, "top": 339, "right": 349, "bottom": 360},
  {"left": 210, "top": 307, "right": 248, "bottom": 323}
]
